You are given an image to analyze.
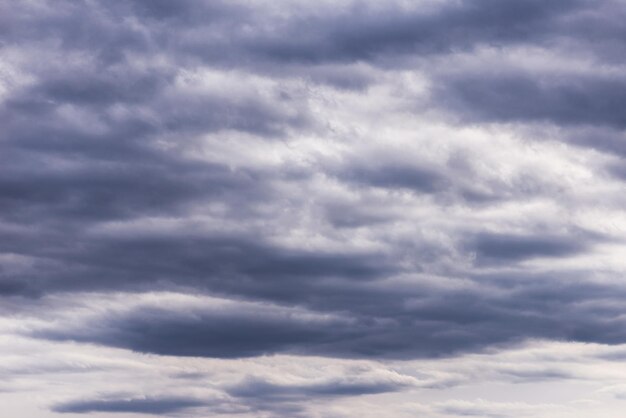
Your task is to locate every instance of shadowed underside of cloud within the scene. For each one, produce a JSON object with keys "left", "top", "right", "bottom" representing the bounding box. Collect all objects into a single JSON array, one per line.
[
  {"left": 52, "top": 396, "right": 207, "bottom": 414},
  {"left": 3, "top": 0, "right": 620, "bottom": 68},
  {"left": 227, "top": 374, "right": 414, "bottom": 400},
  {"left": 468, "top": 232, "right": 589, "bottom": 263},
  {"left": 0, "top": 232, "right": 397, "bottom": 302},
  {"left": 32, "top": 277, "right": 626, "bottom": 359},
  {"left": 434, "top": 71, "right": 626, "bottom": 128},
  {"left": 51, "top": 371, "right": 413, "bottom": 416},
  {"left": 240, "top": 0, "right": 586, "bottom": 63},
  {"left": 339, "top": 163, "right": 450, "bottom": 194}
]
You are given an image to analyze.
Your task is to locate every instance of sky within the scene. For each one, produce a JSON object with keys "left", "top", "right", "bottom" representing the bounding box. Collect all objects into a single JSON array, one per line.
[{"left": 2, "top": 0, "right": 626, "bottom": 417}]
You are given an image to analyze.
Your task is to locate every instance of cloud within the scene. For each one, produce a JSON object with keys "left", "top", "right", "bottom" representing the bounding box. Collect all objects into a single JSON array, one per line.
[
  {"left": 467, "top": 232, "right": 590, "bottom": 263},
  {"left": 433, "top": 70, "right": 626, "bottom": 128},
  {"left": 28, "top": 283, "right": 626, "bottom": 360},
  {"left": 34, "top": 300, "right": 356, "bottom": 358},
  {"left": 4, "top": 0, "right": 611, "bottom": 74},
  {"left": 52, "top": 396, "right": 207, "bottom": 414},
  {"left": 434, "top": 399, "right": 564, "bottom": 418},
  {"left": 235, "top": 0, "right": 587, "bottom": 64},
  {"left": 339, "top": 163, "right": 449, "bottom": 194},
  {"left": 3, "top": 0, "right": 626, "bottom": 417},
  {"left": 228, "top": 372, "right": 415, "bottom": 400}
]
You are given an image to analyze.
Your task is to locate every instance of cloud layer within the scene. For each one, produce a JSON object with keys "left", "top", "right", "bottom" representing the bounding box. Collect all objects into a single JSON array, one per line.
[{"left": 3, "top": 0, "right": 626, "bottom": 417}]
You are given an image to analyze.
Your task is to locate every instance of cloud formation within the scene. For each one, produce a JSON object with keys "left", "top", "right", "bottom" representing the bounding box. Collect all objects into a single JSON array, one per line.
[
  {"left": 3, "top": 0, "right": 626, "bottom": 417},
  {"left": 52, "top": 396, "right": 207, "bottom": 415}
]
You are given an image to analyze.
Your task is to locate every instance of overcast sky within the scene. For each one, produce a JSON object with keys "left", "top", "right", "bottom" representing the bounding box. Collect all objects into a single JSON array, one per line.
[{"left": 3, "top": 1, "right": 626, "bottom": 417}]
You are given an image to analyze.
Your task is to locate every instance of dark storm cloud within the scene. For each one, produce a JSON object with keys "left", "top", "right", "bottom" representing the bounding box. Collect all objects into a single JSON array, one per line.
[
  {"left": 3, "top": 71, "right": 310, "bottom": 142},
  {"left": 5, "top": 2, "right": 626, "bottom": 418},
  {"left": 32, "top": 73, "right": 163, "bottom": 108},
  {"left": 468, "top": 232, "right": 589, "bottom": 263},
  {"left": 36, "top": 303, "right": 356, "bottom": 358},
  {"left": 4, "top": 0, "right": 611, "bottom": 71},
  {"left": 116, "top": 0, "right": 242, "bottom": 22},
  {"left": 241, "top": 0, "right": 585, "bottom": 64},
  {"left": 434, "top": 71, "right": 626, "bottom": 128},
  {"left": 606, "top": 160, "right": 626, "bottom": 182},
  {"left": 52, "top": 396, "right": 207, "bottom": 414},
  {"left": 332, "top": 155, "right": 557, "bottom": 205},
  {"left": 340, "top": 164, "right": 449, "bottom": 194},
  {"left": 0, "top": 231, "right": 396, "bottom": 300},
  {"left": 237, "top": 0, "right": 626, "bottom": 69},
  {"left": 3, "top": 0, "right": 626, "bottom": 373},
  {"left": 0, "top": 156, "right": 260, "bottom": 224},
  {"left": 227, "top": 375, "right": 412, "bottom": 402},
  {"left": 223, "top": 375, "right": 409, "bottom": 418},
  {"left": 553, "top": 127, "right": 626, "bottom": 158},
  {"left": 32, "top": 269, "right": 626, "bottom": 359},
  {"left": 0, "top": 280, "right": 34, "bottom": 297},
  {"left": 1, "top": 77, "right": 308, "bottom": 230},
  {"left": 0, "top": 0, "right": 243, "bottom": 62}
]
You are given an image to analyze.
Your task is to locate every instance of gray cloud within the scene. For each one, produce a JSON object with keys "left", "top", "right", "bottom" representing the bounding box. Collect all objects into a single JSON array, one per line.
[
  {"left": 468, "top": 232, "right": 590, "bottom": 263},
  {"left": 30, "top": 275, "right": 626, "bottom": 359},
  {"left": 226, "top": 373, "right": 414, "bottom": 407},
  {"left": 231, "top": 0, "right": 588, "bottom": 65},
  {"left": 340, "top": 163, "right": 449, "bottom": 194},
  {"left": 434, "top": 70, "right": 626, "bottom": 128},
  {"left": 35, "top": 303, "right": 354, "bottom": 358},
  {"left": 52, "top": 396, "right": 207, "bottom": 414},
  {"left": 5, "top": 0, "right": 618, "bottom": 72},
  {"left": 3, "top": 0, "right": 625, "bottom": 359},
  {"left": 3, "top": 1, "right": 626, "bottom": 416}
]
